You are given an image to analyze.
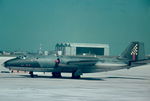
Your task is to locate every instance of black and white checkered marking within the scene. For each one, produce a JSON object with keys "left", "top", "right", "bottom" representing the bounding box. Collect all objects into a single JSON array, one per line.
[{"left": 131, "top": 44, "right": 138, "bottom": 55}]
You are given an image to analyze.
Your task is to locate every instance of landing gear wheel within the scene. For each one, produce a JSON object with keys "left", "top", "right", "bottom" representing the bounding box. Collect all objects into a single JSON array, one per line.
[
  {"left": 52, "top": 72, "right": 62, "bottom": 78},
  {"left": 72, "top": 72, "right": 81, "bottom": 79},
  {"left": 29, "top": 71, "right": 34, "bottom": 78}
]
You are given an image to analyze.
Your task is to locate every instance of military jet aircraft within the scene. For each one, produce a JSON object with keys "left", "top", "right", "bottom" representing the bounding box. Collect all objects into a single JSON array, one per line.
[{"left": 4, "top": 42, "right": 148, "bottom": 79}]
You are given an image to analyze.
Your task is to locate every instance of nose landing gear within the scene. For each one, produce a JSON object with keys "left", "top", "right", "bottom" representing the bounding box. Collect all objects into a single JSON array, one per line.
[{"left": 29, "top": 71, "right": 34, "bottom": 78}]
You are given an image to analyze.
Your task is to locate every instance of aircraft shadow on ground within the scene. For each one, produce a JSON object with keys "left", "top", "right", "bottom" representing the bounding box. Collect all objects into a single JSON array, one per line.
[
  {"left": 0, "top": 74, "right": 147, "bottom": 81},
  {"left": 20, "top": 74, "right": 147, "bottom": 81},
  {"left": 104, "top": 76, "right": 147, "bottom": 80},
  {"left": 20, "top": 75, "right": 105, "bottom": 81}
]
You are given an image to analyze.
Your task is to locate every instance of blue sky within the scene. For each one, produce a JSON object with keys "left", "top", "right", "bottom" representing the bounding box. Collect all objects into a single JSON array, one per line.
[{"left": 0, "top": 0, "right": 150, "bottom": 55}]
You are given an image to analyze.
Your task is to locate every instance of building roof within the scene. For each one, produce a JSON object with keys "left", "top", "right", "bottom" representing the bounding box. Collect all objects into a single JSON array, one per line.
[{"left": 56, "top": 43, "right": 109, "bottom": 48}]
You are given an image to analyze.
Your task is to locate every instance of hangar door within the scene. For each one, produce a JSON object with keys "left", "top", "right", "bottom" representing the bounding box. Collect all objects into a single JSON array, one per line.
[{"left": 76, "top": 47, "right": 104, "bottom": 55}]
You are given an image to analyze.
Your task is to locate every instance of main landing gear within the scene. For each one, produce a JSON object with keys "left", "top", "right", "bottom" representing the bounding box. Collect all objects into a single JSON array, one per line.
[
  {"left": 52, "top": 72, "right": 62, "bottom": 78},
  {"left": 72, "top": 72, "right": 81, "bottom": 79},
  {"left": 71, "top": 70, "right": 82, "bottom": 79}
]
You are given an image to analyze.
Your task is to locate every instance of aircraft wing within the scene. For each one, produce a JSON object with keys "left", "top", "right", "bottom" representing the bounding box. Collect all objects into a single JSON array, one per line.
[{"left": 66, "top": 58, "right": 99, "bottom": 66}]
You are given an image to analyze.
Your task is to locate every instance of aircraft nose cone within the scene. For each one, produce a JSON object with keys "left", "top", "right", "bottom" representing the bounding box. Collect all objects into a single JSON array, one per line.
[
  {"left": 4, "top": 58, "right": 18, "bottom": 68},
  {"left": 1, "top": 63, "right": 5, "bottom": 67},
  {"left": 4, "top": 58, "right": 41, "bottom": 68},
  {"left": 4, "top": 60, "right": 12, "bottom": 67}
]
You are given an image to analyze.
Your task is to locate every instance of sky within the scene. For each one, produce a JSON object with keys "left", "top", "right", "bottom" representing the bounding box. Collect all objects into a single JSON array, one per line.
[{"left": 0, "top": 0, "right": 150, "bottom": 55}]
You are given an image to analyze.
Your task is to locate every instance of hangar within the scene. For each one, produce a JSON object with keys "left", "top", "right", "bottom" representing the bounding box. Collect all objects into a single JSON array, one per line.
[{"left": 55, "top": 43, "right": 109, "bottom": 56}]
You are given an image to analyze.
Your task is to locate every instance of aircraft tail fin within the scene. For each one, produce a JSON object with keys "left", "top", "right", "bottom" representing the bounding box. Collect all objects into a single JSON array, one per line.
[{"left": 120, "top": 42, "right": 145, "bottom": 61}]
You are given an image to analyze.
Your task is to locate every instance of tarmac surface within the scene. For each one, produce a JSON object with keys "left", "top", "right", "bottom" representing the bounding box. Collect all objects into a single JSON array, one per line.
[{"left": 0, "top": 57, "right": 150, "bottom": 101}]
